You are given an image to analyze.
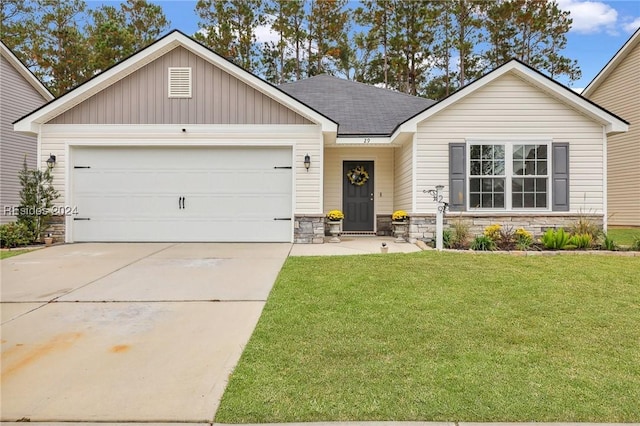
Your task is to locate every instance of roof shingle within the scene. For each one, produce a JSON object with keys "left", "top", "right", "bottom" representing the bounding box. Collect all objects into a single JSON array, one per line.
[{"left": 279, "top": 74, "right": 434, "bottom": 136}]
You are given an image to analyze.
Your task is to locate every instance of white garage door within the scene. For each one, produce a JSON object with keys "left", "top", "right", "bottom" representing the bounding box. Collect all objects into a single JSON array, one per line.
[{"left": 71, "top": 146, "right": 293, "bottom": 242}]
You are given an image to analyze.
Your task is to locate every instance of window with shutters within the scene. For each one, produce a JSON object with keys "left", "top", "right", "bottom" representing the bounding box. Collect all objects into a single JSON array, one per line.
[
  {"left": 467, "top": 141, "right": 551, "bottom": 211},
  {"left": 168, "top": 67, "right": 192, "bottom": 98}
]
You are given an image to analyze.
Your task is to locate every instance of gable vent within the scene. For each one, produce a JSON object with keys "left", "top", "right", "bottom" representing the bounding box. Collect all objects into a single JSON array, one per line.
[{"left": 168, "top": 67, "right": 192, "bottom": 98}]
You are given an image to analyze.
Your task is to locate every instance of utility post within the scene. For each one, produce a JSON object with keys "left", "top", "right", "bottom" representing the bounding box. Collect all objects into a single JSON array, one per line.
[{"left": 424, "top": 185, "right": 448, "bottom": 251}]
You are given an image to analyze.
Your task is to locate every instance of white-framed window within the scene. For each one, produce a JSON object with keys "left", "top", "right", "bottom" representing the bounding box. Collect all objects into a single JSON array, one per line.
[{"left": 467, "top": 140, "right": 551, "bottom": 211}]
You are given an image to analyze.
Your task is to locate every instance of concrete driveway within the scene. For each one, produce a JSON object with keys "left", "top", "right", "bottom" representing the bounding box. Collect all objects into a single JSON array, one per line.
[{"left": 0, "top": 243, "right": 291, "bottom": 422}]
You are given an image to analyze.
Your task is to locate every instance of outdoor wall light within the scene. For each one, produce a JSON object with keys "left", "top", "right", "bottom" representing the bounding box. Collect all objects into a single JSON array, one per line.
[
  {"left": 46, "top": 154, "right": 56, "bottom": 169},
  {"left": 304, "top": 154, "right": 311, "bottom": 171}
]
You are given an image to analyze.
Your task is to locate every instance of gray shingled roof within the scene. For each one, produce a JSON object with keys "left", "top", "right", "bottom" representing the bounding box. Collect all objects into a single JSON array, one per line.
[{"left": 279, "top": 74, "right": 435, "bottom": 136}]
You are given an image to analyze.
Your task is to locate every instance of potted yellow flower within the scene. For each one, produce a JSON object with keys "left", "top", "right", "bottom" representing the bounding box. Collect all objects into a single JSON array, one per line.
[
  {"left": 391, "top": 210, "right": 408, "bottom": 243},
  {"left": 326, "top": 210, "right": 344, "bottom": 243}
]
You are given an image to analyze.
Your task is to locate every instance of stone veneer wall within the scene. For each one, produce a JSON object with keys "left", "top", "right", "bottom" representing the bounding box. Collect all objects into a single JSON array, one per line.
[
  {"left": 376, "top": 215, "right": 392, "bottom": 236},
  {"left": 408, "top": 213, "right": 604, "bottom": 243},
  {"left": 294, "top": 215, "right": 325, "bottom": 244},
  {"left": 45, "top": 215, "right": 66, "bottom": 243}
]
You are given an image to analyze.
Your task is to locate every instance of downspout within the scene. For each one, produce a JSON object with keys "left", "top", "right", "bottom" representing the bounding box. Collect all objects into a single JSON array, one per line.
[{"left": 602, "top": 125, "right": 608, "bottom": 233}]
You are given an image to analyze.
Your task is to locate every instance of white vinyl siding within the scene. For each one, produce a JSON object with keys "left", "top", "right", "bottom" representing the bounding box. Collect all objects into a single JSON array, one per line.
[
  {"left": 585, "top": 41, "right": 640, "bottom": 226},
  {"left": 38, "top": 124, "right": 324, "bottom": 237},
  {"left": 415, "top": 72, "right": 604, "bottom": 214},
  {"left": 323, "top": 147, "right": 394, "bottom": 215},
  {"left": 393, "top": 140, "right": 413, "bottom": 211}
]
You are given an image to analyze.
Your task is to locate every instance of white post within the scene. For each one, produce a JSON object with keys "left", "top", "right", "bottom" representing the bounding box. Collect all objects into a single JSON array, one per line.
[{"left": 435, "top": 185, "right": 444, "bottom": 251}]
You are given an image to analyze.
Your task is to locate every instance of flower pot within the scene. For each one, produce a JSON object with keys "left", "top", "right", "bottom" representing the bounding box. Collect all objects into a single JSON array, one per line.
[
  {"left": 44, "top": 236, "right": 53, "bottom": 247},
  {"left": 392, "top": 221, "right": 408, "bottom": 243},
  {"left": 327, "top": 221, "right": 342, "bottom": 243},
  {"left": 380, "top": 245, "right": 389, "bottom": 253}
]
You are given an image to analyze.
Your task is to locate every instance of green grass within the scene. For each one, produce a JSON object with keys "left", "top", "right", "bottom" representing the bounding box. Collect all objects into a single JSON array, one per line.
[
  {"left": 216, "top": 252, "right": 640, "bottom": 423},
  {"left": 0, "top": 249, "right": 34, "bottom": 260},
  {"left": 607, "top": 228, "right": 640, "bottom": 247}
]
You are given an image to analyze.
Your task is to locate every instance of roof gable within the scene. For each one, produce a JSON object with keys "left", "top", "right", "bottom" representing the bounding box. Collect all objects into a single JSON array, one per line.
[
  {"left": 279, "top": 75, "right": 434, "bottom": 136},
  {"left": 14, "top": 30, "right": 336, "bottom": 133},
  {"left": 397, "top": 59, "right": 629, "bottom": 137},
  {"left": 583, "top": 28, "right": 640, "bottom": 97},
  {"left": 0, "top": 41, "right": 53, "bottom": 101}
]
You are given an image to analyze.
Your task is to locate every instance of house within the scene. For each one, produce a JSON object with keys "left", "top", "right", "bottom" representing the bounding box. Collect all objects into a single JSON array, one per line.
[
  {"left": 583, "top": 29, "right": 639, "bottom": 227},
  {"left": 14, "top": 30, "right": 628, "bottom": 243},
  {"left": 1, "top": 40, "right": 54, "bottom": 223}
]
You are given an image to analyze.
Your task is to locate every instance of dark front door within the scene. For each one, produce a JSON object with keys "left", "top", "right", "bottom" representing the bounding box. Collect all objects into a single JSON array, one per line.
[{"left": 343, "top": 161, "right": 374, "bottom": 232}]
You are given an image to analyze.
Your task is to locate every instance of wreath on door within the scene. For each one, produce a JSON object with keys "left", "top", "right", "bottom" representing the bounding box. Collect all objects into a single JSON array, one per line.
[{"left": 347, "top": 165, "right": 369, "bottom": 186}]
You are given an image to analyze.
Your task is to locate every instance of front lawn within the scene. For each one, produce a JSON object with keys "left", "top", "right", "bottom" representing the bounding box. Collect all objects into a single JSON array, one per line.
[
  {"left": 0, "top": 249, "right": 34, "bottom": 260},
  {"left": 607, "top": 227, "right": 640, "bottom": 247},
  {"left": 216, "top": 252, "right": 640, "bottom": 423}
]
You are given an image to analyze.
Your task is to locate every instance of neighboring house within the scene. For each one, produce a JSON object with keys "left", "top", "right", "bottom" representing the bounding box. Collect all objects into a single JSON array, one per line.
[
  {"left": 14, "top": 31, "right": 628, "bottom": 243},
  {"left": 1, "top": 40, "right": 54, "bottom": 224},
  {"left": 583, "top": 29, "right": 639, "bottom": 227}
]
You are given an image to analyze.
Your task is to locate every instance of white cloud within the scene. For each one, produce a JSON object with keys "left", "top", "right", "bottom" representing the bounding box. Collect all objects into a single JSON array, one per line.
[
  {"left": 558, "top": 0, "right": 618, "bottom": 34},
  {"left": 622, "top": 16, "right": 640, "bottom": 33},
  {"left": 254, "top": 24, "right": 279, "bottom": 45}
]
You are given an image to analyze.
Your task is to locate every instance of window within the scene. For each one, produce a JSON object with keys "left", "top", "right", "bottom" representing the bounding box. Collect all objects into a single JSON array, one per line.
[
  {"left": 468, "top": 141, "right": 550, "bottom": 210},
  {"left": 168, "top": 67, "right": 192, "bottom": 98}
]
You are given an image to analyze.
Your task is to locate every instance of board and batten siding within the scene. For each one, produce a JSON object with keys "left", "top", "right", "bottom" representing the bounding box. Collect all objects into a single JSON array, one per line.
[
  {"left": 323, "top": 147, "right": 394, "bottom": 215},
  {"left": 585, "top": 42, "right": 640, "bottom": 226},
  {"left": 39, "top": 125, "right": 324, "bottom": 224},
  {"left": 48, "top": 46, "right": 312, "bottom": 126},
  {"left": 415, "top": 72, "right": 605, "bottom": 214},
  {"left": 0, "top": 54, "right": 51, "bottom": 223},
  {"left": 393, "top": 139, "right": 413, "bottom": 211}
]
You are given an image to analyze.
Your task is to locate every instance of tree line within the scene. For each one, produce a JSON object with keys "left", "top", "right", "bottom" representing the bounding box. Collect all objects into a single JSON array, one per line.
[{"left": 1, "top": 0, "right": 581, "bottom": 100}]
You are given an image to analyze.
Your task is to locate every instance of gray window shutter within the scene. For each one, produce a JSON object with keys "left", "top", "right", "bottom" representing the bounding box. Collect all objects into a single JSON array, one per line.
[
  {"left": 552, "top": 143, "right": 570, "bottom": 211},
  {"left": 449, "top": 143, "right": 466, "bottom": 211}
]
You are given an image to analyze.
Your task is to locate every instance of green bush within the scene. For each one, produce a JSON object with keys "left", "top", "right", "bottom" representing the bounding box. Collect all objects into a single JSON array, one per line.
[
  {"left": 450, "top": 219, "right": 470, "bottom": 249},
  {"left": 601, "top": 234, "right": 618, "bottom": 251},
  {"left": 442, "top": 228, "right": 453, "bottom": 249},
  {"left": 541, "top": 228, "right": 570, "bottom": 250},
  {"left": 0, "top": 222, "right": 33, "bottom": 248},
  {"left": 569, "top": 233, "right": 593, "bottom": 249},
  {"left": 470, "top": 235, "right": 496, "bottom": 251},
  {"left": 631, "top": 236, "right": 640, "bottom": 251}
]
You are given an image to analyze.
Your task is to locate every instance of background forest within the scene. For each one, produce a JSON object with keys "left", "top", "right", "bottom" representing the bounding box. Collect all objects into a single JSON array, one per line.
[{"left": 1, "top": 0, "right": 581, "bottom": 100}]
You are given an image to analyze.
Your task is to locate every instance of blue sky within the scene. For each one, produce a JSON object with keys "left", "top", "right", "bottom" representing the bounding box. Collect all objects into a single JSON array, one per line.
[{"left": 87, "top": 0, "right": 640, "bottom": 90}]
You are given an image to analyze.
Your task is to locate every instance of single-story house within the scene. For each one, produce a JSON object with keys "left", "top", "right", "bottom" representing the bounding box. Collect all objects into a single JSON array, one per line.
[
  {"left": 1, "top": 40, "right": 54, "bottom": 223},
  {"left": 583, "top": 28, "right": 639, "bottom": 227},
  {"left": 14, "top": 30, "right": 628, "bottom": 243}
]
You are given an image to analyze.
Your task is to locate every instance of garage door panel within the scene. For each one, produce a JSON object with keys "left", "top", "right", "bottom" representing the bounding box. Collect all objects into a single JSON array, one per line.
[{"left": 72, "top": 147, "right": 292, "bottom": 242}]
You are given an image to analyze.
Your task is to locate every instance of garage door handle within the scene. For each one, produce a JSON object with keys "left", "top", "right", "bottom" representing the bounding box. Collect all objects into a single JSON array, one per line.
[
  {"left": 179, "top": 196, "right": 185, "bottom": 209},
  {"left": 274, "top": 217, "right": 291, "bottom": 221}
]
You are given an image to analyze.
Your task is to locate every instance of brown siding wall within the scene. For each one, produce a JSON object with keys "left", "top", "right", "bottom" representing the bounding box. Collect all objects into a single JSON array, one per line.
[
  {"left": 49, "top": 46, "right": 312, "bottom": 125},
  {"left": 586, "top": 42, "right": 640, "bottom": 226},
  {"left": 0, "top": 54, "right": 50, "bottom": 223}
]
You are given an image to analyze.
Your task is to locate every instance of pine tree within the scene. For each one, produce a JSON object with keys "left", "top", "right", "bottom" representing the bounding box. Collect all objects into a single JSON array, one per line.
[
  {"left": 195, "top": 0, "right": 264, "bottom": 71},
  {"left": 306, "top": 0, "right": 350, "bottom": 76}
]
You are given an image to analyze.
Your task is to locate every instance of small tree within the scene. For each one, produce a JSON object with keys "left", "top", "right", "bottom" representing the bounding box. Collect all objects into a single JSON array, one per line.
[{"left": 17, "top": 157, "right": 60, "bottom": 242}]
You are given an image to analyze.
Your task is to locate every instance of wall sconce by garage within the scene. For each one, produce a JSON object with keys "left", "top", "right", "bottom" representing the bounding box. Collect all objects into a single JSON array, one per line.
[
  {"left": 304, "top": 154, "right": 311, "bottom": 171},
  {"left": 46, "top": 154, "right": 56, "bottom": 169}
]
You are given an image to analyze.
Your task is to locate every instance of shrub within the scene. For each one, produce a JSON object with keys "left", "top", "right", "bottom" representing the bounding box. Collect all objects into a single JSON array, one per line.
[
  {"left": 631, "top": 236, "right": 640, "bottom": 251},
  {"left": 541, "top": 228, "right": 570, "bottom": 250},
  {"left": 391, "top": 210, "right": 408, "bottom": 221},
  {"left": 497, "top": 225, "right": 517, "bottom": 250},
  {"left": 515, "top": 228, "right": 533, "bottom": 250},
  {"left": 17, "top": 158, "right": 60, "bottom": 242},
  {"left": 601, "top": 234, "right": 618, "bottom": 251},
  {"left": 569, "top": 233, "right": 593, "bottom": 249},
  {"left": 570, "top": 214, "right": 601, "bottom": 240},
  {"left": 450, "top": 219, "right": 471, "bottom": 249},
  {"left": 470, "top": 235, "right": 496, "bottom": 251},
  {"left": 326, "top": 210, "right": 344, "bottom": 221},
  {"left": 0, "top": 222, "right": 33, "bottom": 248}
]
